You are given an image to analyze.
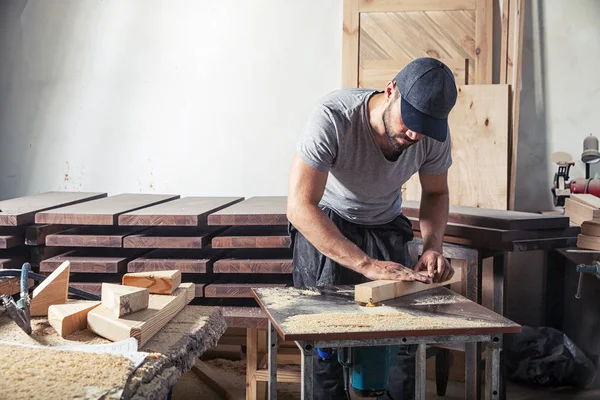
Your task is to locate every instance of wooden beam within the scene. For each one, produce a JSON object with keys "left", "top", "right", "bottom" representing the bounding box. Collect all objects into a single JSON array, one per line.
[
  {"left": 342, "top": 0, "right": 360, "bottom": 88},
  {"left": 122, "top": 270, "right": 182, "bottom": 295},
  {"left": 354, "top": 266, "right": 463, "bottom": 303},
  {"left": 48, "top": 300, "right": 101, "bottom": 338},
  {"left": 30, "top": 260, "right": 70, "bottom": 317},
  {"left": 101, "top": 283, "right": 149, "bottom": 317},
  {"left": 358, "top": 0, "right": 477, "bottom": 12},
  {"left": 87, "top": 283, "right": 195, "bottom": 349}
]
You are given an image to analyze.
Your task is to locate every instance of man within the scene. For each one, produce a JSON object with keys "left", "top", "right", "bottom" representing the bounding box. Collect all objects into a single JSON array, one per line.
[{"left": 286, "top": 57, "right": 458, "bottom": 399}]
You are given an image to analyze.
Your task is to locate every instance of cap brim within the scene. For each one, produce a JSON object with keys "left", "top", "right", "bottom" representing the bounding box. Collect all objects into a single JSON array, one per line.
[{"left": 400, "top": 97, "right": 448, "bottom": 142}]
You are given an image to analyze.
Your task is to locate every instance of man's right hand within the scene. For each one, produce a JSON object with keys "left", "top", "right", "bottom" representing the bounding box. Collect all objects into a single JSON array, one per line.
[{"left": 359, "top": 259, "right": 432, "bottom": 284}]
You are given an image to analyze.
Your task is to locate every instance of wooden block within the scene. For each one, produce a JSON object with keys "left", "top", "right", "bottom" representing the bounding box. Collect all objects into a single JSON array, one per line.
[
  {"left": 565, "top": 198, "right": 600, "bottom": 226},
  {"left": 354, "top": 266, "right": 463, "bottom": 304},
  {"left": 581, "top": 220, "right": 600, "bottom": 237},
  {"left": 122, "top": 270, "right": 182, "bottom": 294},
  {"left": 211, "top": 226, "right": 291, "bottom": 248},
  {"left": 48, "top": 300, "right": 101, "bottom": 338},
  {"left": 0, "top": 191, "right": 106, "bottom": 226},
  {"left": 35, "top": 193, "right": 180, "bottom": 225},
  {"left": 87, "top": 282, "right": 195, "bottom": 349},
  {"left": 45, "top": 226, "right": 146, "bottom": 247},
  {"left": 30, "top": 260, "right": 70, "bottom": 316},
  {"left": 123, "top": 226, "right": 226, "bottom": 249},
  {"left": 101, "top": 283, "right": 150, "bottom": 317},
  {"left": 570, "top": 194, "right": 600, "bottom": 209},
  {"left": 207, "top": 196, "right": 288, "bottom": 226},
  {"left": 118, "top": 196, "right": 244, "bottom": 226},
  {"left": 577, "top": 234, "right": 600, "bottom": 251}
]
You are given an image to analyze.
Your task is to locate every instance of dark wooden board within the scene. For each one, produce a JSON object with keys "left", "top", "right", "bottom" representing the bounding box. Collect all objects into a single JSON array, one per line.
[
  {"left": 35, "top": 193, "right": 180, "bottom": 225},
  {"left": 118, "top": 196, "right": 244, "bottom": 226},
  {"left": 207, "top": 196, "right": 288, "bottom": 226},
  {"left": 25, "top": 224, "right": 72, "bottom": 246},
  {"left": 401, "top": 200, "right": 570, "bottom": 230},
  {"left": 253, "top": 286, "right": 521, "bottom": 342},
  {"left": 127, "top": 248, "right": 229, "bottom": 273},
  {"left": 29, "top": 246, "right": 71, "bottom": 267},
  {"left": 204, "top": 283, "right": 288, "bottom": 298},
  {"left": 211, "top": 226, "right": 291, "bottom": 248},
  {"left": 45, "top": 226, "right": 147, "bottom": 248},
  {"left": 221, "top": 306, "right": 268, "bottom": 329},
  {"left": 0, "top": 191, "right": 107, "bottom": 226},
  {"left": 195, "top": 284, "right": 205, "bottom": 298},
  {"left": 40, "top": 248, "right": 146, "bottom": 273},
  {"left": 123, "top": 226, "right": 227, "bottom": 249},
  {"left": 69, "top": 282, "right": 102, "bottom": 296},
  {"left": 213, "top": 249, "right": 292, "bottom": 274},
  {"left": 0, "top": 227, "right": 25, "bottom": 249},
  {"left": 0, "top": 247, "right": 29, "bottom": 269}
]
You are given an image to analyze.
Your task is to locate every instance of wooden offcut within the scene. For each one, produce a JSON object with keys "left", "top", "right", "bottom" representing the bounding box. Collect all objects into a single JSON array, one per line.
[
  {"left": 207, "top": 196, "right": 288, "bottom": 226},
  {"left": 122, "top": 270, "right": 182, "bottom": 295},
  {"left": 87, "top": 282, "right": 195, "bottom": 348},
  {"left": 45, "top": 226, "right": 146, "bottom": 248},
  {"left": 0, "top": 276, "right": 33, "bottom": 295},
  {"left": 30, "top": 260, "right": 70, "bottom": 317},
  {"left": 48, "top": 300, "right": 101, "bottom": 338},
  {"left": 0, "top": 191, "right": 106, "bottom": 226},
  {"left": 102, "top": 283, "right": 150, "bottom": 317},
  {"left": 123, "top": 226, "right": 226, "bottom": 249},
  {"left": 211, "top": 226, "right": 291, "bottom": 248},
  {"left": 354, "top": 266, "right": 463, "bottom": 304},
  {"left": 118, "top": 196, "right": 244, "bottom": 226},
  {"left": 402, "top": 85, "right": 510, "bottom": 210},
  {"left": 35, "top": 193, "right": 179, "bottom": 225}
]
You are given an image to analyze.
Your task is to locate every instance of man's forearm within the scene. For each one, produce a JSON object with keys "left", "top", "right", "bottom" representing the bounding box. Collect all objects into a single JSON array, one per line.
[
  {"left": 419, "top": 191, "right": 449, "bottom": 253},
  {"left": 288, "top": 203, "right": 371, "bottom": 272}
]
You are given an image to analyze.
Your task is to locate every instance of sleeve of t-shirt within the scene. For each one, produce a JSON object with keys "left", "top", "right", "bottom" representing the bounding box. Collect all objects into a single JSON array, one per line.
[
  {"left": 418, "top": 127, "right": 453, "bottom": 175},
  {"left": 296, "top": 105, "right": 339, "bottom": 172}
]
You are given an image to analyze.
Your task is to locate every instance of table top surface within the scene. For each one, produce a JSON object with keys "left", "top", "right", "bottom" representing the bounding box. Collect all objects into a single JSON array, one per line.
[
  {"left": 0, "top": 305, "right": 226, "bottom": 400},
  {"left": 252, "top": 286, "right": 521, "bottom": 342}
]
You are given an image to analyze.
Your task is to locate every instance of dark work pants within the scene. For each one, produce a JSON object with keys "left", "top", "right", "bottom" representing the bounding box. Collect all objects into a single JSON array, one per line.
[{"left": 289, "top": 207, "right": 417, "bottom": 400}]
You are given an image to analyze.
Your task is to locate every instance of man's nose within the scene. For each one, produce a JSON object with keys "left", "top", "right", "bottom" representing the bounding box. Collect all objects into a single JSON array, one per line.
[{"left": 406, "top": 130, "right": 423, "bottom": 141}]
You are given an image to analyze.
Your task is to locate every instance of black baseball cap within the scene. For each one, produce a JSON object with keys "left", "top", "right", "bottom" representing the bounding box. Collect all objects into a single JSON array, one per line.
[{"left": 395, "top": 57, "right": 458, "bottom": 142}]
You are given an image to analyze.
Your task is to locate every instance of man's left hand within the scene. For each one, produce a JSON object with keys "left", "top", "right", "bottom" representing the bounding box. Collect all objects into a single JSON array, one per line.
[{"left": 414, "top": 250, "right": 454, "bottom": 283}]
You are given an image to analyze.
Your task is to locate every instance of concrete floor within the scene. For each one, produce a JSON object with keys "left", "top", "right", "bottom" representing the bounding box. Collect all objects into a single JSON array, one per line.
[{"left": 172, "top": 359, "right": 600, "bottom": 400}]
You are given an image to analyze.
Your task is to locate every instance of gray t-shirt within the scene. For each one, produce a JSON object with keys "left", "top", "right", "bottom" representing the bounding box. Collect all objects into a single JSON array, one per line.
[{"left": 296, "top": 88, "right": 452, "bottom": 225}]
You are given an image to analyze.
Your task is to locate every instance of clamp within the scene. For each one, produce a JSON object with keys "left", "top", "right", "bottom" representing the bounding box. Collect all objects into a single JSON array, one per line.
[{"left": 575, "top": 261, "right": 600, "bottom": 299}]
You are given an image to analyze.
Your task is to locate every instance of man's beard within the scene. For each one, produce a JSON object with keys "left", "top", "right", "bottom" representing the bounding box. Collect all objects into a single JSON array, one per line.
[{"left": 382, "top": 104, "right": 417, "bottom": 152}]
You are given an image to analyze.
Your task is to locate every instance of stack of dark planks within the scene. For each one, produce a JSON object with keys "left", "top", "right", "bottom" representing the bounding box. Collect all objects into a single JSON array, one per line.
[{"left": 402, "top": 200, "right": 577, "bottom": 252}]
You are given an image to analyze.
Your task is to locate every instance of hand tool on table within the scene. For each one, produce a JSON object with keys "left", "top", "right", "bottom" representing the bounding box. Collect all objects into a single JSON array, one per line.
[
  {"left": 574, "top": 261, "right": 600, "bottom": 299},
  {"left": 0, "top": 263, "right": 100, "bottom": 335}
]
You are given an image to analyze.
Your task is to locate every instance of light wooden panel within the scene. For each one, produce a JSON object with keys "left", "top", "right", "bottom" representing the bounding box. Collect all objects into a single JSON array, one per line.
[
  {"left": 343, "top": 0, "right": 492, "bottom": 88},
  {"left": 402, "top": 84, "right": 510, "bottom": 210}
]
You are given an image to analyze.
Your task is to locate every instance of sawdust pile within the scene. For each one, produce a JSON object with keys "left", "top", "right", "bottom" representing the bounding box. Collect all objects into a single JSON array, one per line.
[
  {"left": 282, "top": 311, "right": 499, "bottom": 334},
  {"left": 255, "top": 287, "right": 320, "bottom": 309},
  {"left": 0, "top": 343, "right": 134, "bottom": 400}
]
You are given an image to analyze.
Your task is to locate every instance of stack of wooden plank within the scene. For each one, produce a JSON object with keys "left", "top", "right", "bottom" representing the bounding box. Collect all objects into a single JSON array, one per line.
[{"left": 563, "top": 194, "right": 600, "bottom": 250}]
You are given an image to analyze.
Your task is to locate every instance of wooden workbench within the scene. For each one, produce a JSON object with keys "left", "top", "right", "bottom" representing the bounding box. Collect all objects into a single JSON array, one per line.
[{"left": 0, "top": 305, "right": 226, "bottom": 400}]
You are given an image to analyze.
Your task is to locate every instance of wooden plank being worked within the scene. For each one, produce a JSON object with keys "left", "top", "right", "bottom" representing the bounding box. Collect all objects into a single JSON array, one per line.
[
  {"left": 123, "top": 226, "right": 227, "bottom": 249},
  {"left": 0, "top": 191, "right": 106, "bottom": 226},
  {"left": 122, "top": 270, "right": 182, "bottom": 294},
  {"left": 35, "top": 193, "right": 180, "bottom": 225},
  {"left": 40, "top": 248, "right": 146, "bottom": 273},
  {"left": 25, "top": 224, "right": 71, "bottom": 246},
  {"left": 45, "top": 226, "right": 147, "bottom": 248},
  {"left": 401, "top": 200, "right": 570, "bottom": 230},
  {"left": 212, "top": 226, "right": 291, "bottom": 248},
  {"left": 87, "top": 282, "right": 195, "bottom": 349},
  {"left": 207, "top": 196, "right": 288, "bottom": 226},
  {"left": 127, "top": 248, "right": 228, "bottom": 273},
  {"left": 213, "top": 249, "right": 293, "bottom": 274},
  {"left": 118, "top": 196, "right": 244, "bottom": 226},
  {"left": 355, "top": 266, "right": 463, "bottom": 304}
]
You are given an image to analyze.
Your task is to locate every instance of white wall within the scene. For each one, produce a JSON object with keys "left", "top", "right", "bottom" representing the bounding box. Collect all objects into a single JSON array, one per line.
[{"left": 0, "top": 0, "right": 343, "bottom": 199}]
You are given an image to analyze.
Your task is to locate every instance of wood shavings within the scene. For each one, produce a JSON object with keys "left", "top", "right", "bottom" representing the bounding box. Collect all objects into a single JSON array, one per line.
[
  {"left": 255, "top": 287, "right": 320, "bottom": 309},
  {"left": 0, "top": 343, "right": 133, "bottom": 400},
  {"left": 410, "top": 295, "right": 469, "bottom": 306},
  {"left": 281, "top": 311, "right": 501, "bottom": 334}
]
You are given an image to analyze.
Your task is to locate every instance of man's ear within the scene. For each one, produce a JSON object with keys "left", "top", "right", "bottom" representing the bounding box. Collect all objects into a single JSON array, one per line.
[{"left": 384, "top": 80, "right": 397, "bottom": 100}]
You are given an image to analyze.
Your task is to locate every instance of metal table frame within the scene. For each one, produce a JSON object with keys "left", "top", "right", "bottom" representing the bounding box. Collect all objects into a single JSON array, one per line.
[{"left": 266, "top": 321, "right": 502, "bottom": 400}]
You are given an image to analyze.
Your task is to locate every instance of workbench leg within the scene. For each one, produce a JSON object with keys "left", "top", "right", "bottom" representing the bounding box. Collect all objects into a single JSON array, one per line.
[
  {"left": 268, "top": 321, "right": 277, "bottom": 400},
  {"left": 465, "top": 251, "right": 483, "bottom": 400},
  {"left": 485, "top": 337, "right": 501, "bottom": 400},
  {"left": 492, "top": 253, "right": 508, "bottom": 400},
  {"left": 415, "top": 343, "right": 427, "bottom": 400},
  {"left": 246, "top": 328, "right": 258, "bottom": 400},
  {"left": 297, "top": 341, "right": 314, "bottom": 400}
]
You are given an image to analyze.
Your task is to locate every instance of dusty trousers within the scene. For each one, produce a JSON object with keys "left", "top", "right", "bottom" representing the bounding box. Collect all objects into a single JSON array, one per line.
[{"left": 289, "top": 207, "right": 417, "bottom": 400}]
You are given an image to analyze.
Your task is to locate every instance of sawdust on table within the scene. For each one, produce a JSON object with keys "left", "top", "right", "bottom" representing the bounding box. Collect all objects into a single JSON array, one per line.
[
  {"left": 410, "top": 295, "right": 469, "bottom": 306},
  {"left": 281, "top": 307, "right": 502, "bottom": 334},
  {"left": 0, "top": 342, "right": 133, "bottom": 400},
  {"left": 255, "top": 287, "right": 320, "bottom": 309}
]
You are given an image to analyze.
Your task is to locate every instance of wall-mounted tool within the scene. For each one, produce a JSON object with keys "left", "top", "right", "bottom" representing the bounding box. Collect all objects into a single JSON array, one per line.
[{"left": 575, "top": 261, "right": 600, "bottom": 299}]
